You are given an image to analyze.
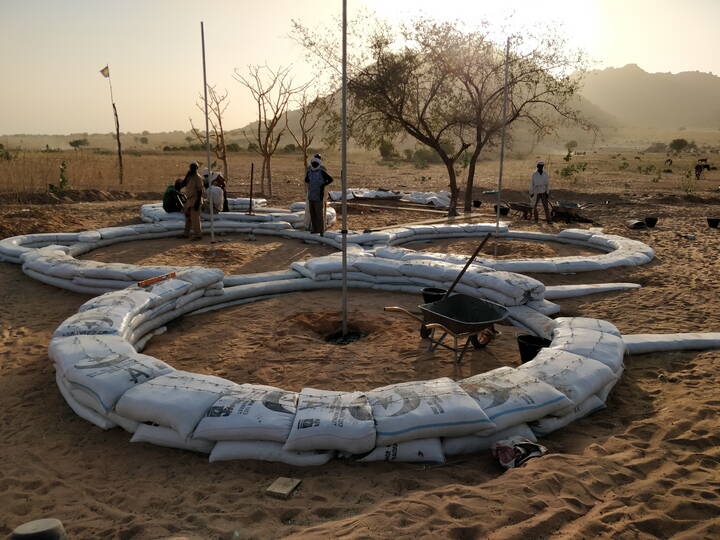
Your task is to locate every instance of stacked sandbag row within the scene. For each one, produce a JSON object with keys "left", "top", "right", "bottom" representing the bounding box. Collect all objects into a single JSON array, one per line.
[
  {"left": 385, "top": 228, "right": 655, "bottom": 274},
  {"left": 48, "top": 269, "right": 625, "bottom": 465},
  {"left": 290, "top": 250, "right": 545, "bottom": 307},
  {"left": 225, "top": 197, "right": 268, "bottom": 211},
  {"left": 321, "top": 222, "right": 508, "bottom": 247},
  {"left": 327, "top": 188, "right": 451, "bottom": 208},
  {"left": 139, "top": 202, "right": 336, "bottom": 230}
]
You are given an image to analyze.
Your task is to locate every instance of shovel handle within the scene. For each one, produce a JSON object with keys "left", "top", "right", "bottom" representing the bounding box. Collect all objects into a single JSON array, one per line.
[
  {"left": 384, "top": 306, "right": 424, "bottom": 322},
  {"left": 443, "top": 233, "right": 492, "bottom": 299}
]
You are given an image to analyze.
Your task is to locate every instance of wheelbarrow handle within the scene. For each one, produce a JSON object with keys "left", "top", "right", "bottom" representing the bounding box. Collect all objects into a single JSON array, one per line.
[{"left": 384, "top": 306, "right": 424, "bottom": 323}]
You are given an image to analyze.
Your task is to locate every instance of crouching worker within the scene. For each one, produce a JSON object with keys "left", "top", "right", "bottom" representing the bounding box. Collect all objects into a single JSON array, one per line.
[
  {"left": 182, "top": 161, "right": 204, "bottom": 240},
  {"left": 203, "top": 168, "right": 229, "bottom": 211},
  {"left": 304, "top": 154, "right": 334, "bottom": 235},
  {"left": 162, "top": 178, "right": 187, "bottom": 213},
  {"left": 202, "top": 176, "right": 224, "bottom": 214}
]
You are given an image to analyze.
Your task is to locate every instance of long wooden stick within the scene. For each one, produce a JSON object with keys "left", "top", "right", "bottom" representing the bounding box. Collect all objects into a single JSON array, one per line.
[
  {"left": 443, "top": 234, "right": 492, "bottom": 300},
  {"left": 248, "top": 162, "right": 254, "bottom": 215}
]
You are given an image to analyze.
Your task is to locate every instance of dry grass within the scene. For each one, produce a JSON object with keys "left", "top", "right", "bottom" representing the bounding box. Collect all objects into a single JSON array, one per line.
[{"left": 1, "top": 149, "right": 719, "bottom": 205}]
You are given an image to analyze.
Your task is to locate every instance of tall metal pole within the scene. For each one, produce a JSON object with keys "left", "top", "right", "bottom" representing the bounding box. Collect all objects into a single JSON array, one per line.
[
  {"left": 201, "top": 21, "right": 215, "bottom": 243},
  {"left": 105, "top": 70, "right": 123, "bottom": 185},
  {"left": 248, "top": 162, "right": 254, "bottom": 215},
  {"left": 340, "top": 0, "right": 349, "bottom": 336},
  {"left": 495, "top": 38, "right": 511, "bottom": 241}
]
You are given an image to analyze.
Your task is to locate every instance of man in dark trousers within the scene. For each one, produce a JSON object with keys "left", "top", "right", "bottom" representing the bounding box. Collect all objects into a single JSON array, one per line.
[
  {"left": 182, "top": 162, "right": 204, "bottom": 240},
  {"left": 304, "top": 154, "right": 334, "bottom": 235}
]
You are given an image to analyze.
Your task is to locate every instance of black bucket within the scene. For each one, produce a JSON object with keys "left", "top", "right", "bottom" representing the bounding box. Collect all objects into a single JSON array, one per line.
[
  {"left": 494, "top": 205, "right": 510, "bottom": 216},
  {"left": 644, "top": 216, "right": 658, "bottom": 228},
  {"left": 421, "top": 287, "right": 447, "bottom": 304},
  {"left": 707, "top": 218, "right": 720, "bottom": 228},
  {"left": 473, "top": 199, "right": 482, "bottom": 208},
  {"left": 517, "top": 335, "right": 552, "bottom": 364}
]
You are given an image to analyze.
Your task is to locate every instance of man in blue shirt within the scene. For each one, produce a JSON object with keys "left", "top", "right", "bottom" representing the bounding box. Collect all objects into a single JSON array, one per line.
[{"left": 304, "top": 154, "right": 334, "bottom": 235}]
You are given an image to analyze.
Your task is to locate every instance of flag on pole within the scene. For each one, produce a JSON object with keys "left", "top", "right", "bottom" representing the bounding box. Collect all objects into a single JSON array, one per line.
[{"left": 100, "top": 65, "right": 110, "bottom": 78}]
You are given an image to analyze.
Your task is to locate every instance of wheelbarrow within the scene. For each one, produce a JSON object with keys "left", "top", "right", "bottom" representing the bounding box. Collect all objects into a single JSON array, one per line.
[
  {"left": 551, "top": 200, "right": 593, "bottom": 223},
  {"left": 503, "top": 199, "right": 533, "bottom": 220},
  {"left": 385, "top": 294, "right": 508, "bottom": 363}
]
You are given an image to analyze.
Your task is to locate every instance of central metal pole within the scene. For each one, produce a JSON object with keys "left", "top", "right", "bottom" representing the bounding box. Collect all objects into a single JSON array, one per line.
[
  {"left": 340, "top": 0, "right": 349, "bottom": 336},
  {"left": 201, "top": 21, "right": 215, "bottom": 243},
  {"left": 495, "top": 37, "right": 511, "bottom": 254}
]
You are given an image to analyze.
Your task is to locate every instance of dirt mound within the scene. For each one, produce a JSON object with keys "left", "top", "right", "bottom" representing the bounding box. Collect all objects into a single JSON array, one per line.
[{"left": 0, "top": 189, "right": 162, "bottom": 206}]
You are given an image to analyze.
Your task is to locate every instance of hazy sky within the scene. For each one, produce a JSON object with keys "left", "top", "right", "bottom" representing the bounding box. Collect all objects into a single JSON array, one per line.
[{"left": 2, "top": 0, "right": 719, "bottom": 135}]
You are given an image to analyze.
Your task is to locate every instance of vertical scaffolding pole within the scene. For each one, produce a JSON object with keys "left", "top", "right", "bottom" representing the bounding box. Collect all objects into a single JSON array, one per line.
[
  {"left": 201, "top": 21, "right": 215, "bottom": 243},
  {"left": 340, "top": 0, "right": 349, "bottom": 335},
  {"left": 495, "top": 38, "right": 511, "bottom": 242}
]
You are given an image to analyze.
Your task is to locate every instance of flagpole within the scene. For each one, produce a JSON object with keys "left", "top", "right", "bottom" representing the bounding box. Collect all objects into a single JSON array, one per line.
[
  {"left": 495, "top": 38, "right": 511, "bottom": 245},
  {"left": 201, "top": 21, "right": 215, "bottom": 243},
  {"left": 103, "top": 65, "right": 123, "bottom": 186},
  {"left": 340, "top": 0, "right": 348, "bottom": 336}
]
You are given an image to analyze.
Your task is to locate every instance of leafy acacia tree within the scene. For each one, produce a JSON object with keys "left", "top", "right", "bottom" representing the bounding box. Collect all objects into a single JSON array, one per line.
[
  {"left": 669, "top": 138, "right": 689, "bottom": 153},
  {"left": 419, "top": 20, "right": 594, "bottom": 211},
  {"left": 234, "top": 65, "right": 307, "bottom": 197}
]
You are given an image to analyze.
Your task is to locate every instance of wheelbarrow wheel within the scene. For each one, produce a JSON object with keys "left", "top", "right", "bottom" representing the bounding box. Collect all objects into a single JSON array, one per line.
[
  {"left": 470, "top": 335, "right": 488, "bottom": 349},
  {"left": 420, "top": 324, "right": 431, "bottom": 339}
]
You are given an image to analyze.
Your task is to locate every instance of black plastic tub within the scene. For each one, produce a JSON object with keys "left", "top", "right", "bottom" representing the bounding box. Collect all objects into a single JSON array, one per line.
[
  {"left": 517, "top": 335, "right": 552, "bottom": 363},
  {"left": 473, "top": 199, "right": 482, "bottom": 208},
  {"left": 493, "top": 205, "right": 510, "bottom": 216},
  {"left": 708, "top": 218, "right": 720, "bottom": 228},
  {"left": 421, "top": 287, "right": 447, "bottom": 304},
  {"left": 644, "top": 216, "right": 658, "bottom": 228}
]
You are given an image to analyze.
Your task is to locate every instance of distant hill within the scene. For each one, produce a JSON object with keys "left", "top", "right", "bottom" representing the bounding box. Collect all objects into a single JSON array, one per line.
[{"left": 580, "top": 64, "right": 720, "bottom": 129}]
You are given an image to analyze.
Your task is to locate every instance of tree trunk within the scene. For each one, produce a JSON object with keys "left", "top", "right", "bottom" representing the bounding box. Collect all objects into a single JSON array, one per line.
[
  {"left": 267, "top": 154, "right": 273, "bottom": 198},
  {"left": 444, "top": 159, "right": 459, "bottom": 217},
  {"left": 463, "top": 146, "right": 482, "bottom": 213}
]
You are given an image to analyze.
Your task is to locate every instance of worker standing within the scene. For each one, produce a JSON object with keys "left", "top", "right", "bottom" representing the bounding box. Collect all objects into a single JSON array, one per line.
[
  {"left": 530, "top": 160, "right": 552, "bottom": 224},
  {"left": 304, "top": 154, "right": 334, "bottom": 235},
  {"left": 182, "top": 162, "right": 204, "bottom": 240}
]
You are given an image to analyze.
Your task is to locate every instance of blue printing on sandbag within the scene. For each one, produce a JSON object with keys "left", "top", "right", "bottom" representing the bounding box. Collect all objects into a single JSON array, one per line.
[
  {"left": 487, "top": 395, "right": 569, "bottom": 420},
  {"left": 375, "top": 417, "right": 493, "bottom": 437}
]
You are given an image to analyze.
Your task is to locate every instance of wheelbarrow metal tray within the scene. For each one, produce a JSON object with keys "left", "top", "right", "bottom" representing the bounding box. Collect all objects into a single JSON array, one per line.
[{"left": 419, "top": 294, "right": 508, "bottom": 335}]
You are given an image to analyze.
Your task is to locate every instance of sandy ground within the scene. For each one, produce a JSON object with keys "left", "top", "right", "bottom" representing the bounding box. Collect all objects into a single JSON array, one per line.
[{"left": 1, "top": 196, "right": 720, "bottom": 539}]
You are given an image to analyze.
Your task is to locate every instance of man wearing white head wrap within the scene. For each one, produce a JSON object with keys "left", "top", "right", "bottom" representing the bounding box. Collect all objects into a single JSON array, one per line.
[
  {"left": 530, "top": 160, "right": 551, "bottom": 223},
  {"left": 304, "top": 154, "right": 334, "bottom": 234}
]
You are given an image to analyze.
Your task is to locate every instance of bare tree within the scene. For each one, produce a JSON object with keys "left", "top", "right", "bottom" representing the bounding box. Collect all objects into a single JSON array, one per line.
[
  {"left": 189, "top": 85, "right": 230, "bottom": 180},
  {"left": 234, "top": 65, "right": 307, "bottom": 197},
  {"left": 285, "top": 90, "right": 334, "bottom": 167}
]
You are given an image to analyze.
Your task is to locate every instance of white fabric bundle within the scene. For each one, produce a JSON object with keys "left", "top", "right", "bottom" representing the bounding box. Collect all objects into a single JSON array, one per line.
[
  {"left": 518, "top": 349, "right": 616, "bottom": 411},
  {"left": 131, "top": 424, "right": 215, "bottom": 453},
  {"left": 115, "top": 370, "right": 237, "bottom": 438},
  {"left": 367, "top": 378, "right": 494, "bottom": 445},
  {"left": 210, "top": 440, "right": 334, "bottom": 466},
  {"left": 442, "top": 423, "right": 537, "bottom": 457},
  {"left": 194, "top": 384, "right": 298, "bottom": 442},
  {"left": 283, "top": 388, "right": 376, "bottom": 453},
  {"left": 458, "top": 367, "right": 573, "bottom": 431}
]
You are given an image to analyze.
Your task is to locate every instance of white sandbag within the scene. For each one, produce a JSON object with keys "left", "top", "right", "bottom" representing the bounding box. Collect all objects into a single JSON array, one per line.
[
  {"left": 55, "top": 372, "right": 117, "bottom": 430},
  {"left": 353, "top": 259, "right": 405, "bottom": 277},
  {"left": 203, "top": 289, "right": 224, "bottom": 297},
  {"left": 23, "top": 267, "right": 104, "bottom": 295},
  {"left": 96, "top": 226, "right": 139, "bottom": 239},
  {"left": 194, "top": 384, "right": 298, "bottom": 442},
  {"left": 77, "top": 230, "right": 102, "bottom": 243},
  {"left": 554, "top": 317, "right": 621, "bottom": 337},
  {"left": 623, "top": 332, "right": 720, "bottom": 355},
  {"left": 597, "top": 370, "right": 622, "bottom": 403},
  {"left": 53, "top": 306, "right": 134, "bottom": 338},
  {"left": 175, "top": 289, "right": 205, "bottom": 309},
  {"left": 329, "top": 272, "right": 377, "bottom": 283},
  {"left": 174, "top": 267, "right": 224, "bottom": 290},
  {"left": 81, "top": 262, "right": 143, "bottom": 282},
  {"left": 367, "top": 378, "right": 494, "bottom": 445},
  {"left": 107, "top": 411, "right": 140, "bottom": 433},
  {"left": 223, "top": 269, "right": 301, "bottom": 286},
  {"left": 526, "top": 299, "right": 561, "bottom": 315},
  {"left": 79, "top": 289, "right": 154, "bottom": 315},
  {"left": 506, "top": 306, "right": 557, "bottom": 339},
  {"left": 210, "top": 440, "right": 333, "bottom": 466},
  {"left": 544, "top": 283, "right": 640, "bottom": 299},
  {"left": 133, "top": 278, "right": 192, "bottom": 307},
  {"left": 549, "top": 327, "right": 625, "bottom": 373},
  {"left": 458, "top": 367, "right": 573, "bottom": 431},
  {"left": 557, "top": 228, "right": 594, "bottom": 241},
  {"left": 63, "top": 351, "right": 173, "bottom": 415},
  {"left": 127, "top": 266, "right": 179, "bottom": 281},
  {"left": 442, "top": 423, "right": 537, "bottom": 457},
  {"left": 49, "top": 334, "right": 138, "bottom": 375},
  {"left": 72, "top": 276, "right": 134, "bottom": 291},
  {"left": 518, "top": 349, "right": 616, "bottom": 410},
  {"left": 352, "top": 438, "right": 445, "bottom": 463},
  {"left": 130, "top": 424, "right": 215, "bottom": 453},
  {"left": 530, "top": 395, "right": 606, "bottom": 437},
  {"left": 283, "top": 388, "right": 375, "bottom": 453},
  {"left": 115, "top": 370, "right": 237, "bottom": 439}
]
